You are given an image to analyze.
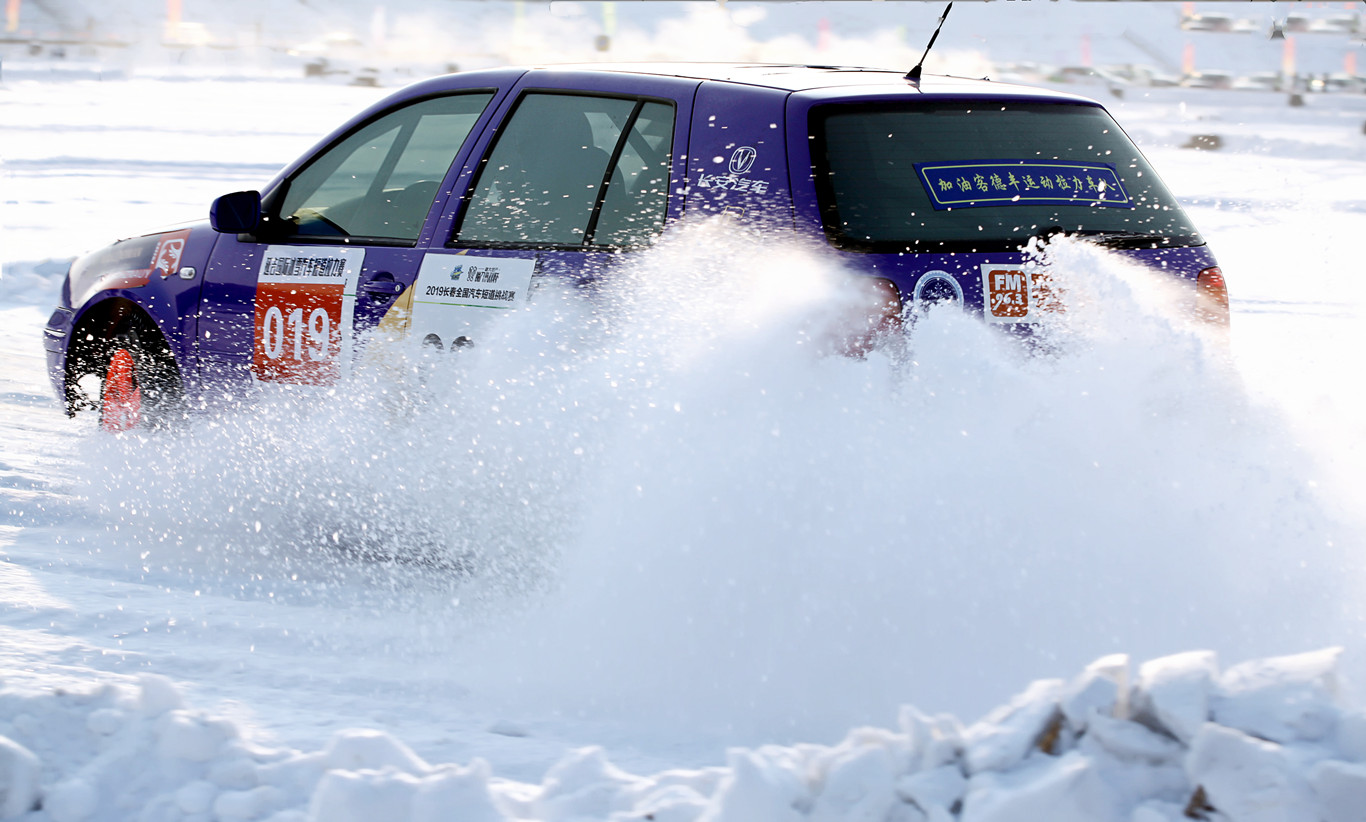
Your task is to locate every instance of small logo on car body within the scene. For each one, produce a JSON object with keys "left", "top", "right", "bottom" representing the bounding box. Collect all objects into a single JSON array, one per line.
[
  {"left": 729, "top": 146, "right": 757, "bottom": 175},
  {"left": 985, "top": 268, "right": 1030, "bottom": 319},
  {"left": 151, "top": 234, "right": 190, "bottom": 279}
]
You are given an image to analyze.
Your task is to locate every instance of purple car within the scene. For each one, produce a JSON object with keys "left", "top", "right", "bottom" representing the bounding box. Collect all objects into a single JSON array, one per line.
[{"left": 43, "top": 63, "right": 1228, "bottom": 431}]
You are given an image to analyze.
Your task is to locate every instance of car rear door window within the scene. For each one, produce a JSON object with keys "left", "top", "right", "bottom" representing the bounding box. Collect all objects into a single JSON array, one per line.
[
  {"left": 593, "top": 101, "right": 674, "bottom": 248},
  {"left": 277, "top": 92, "right": 494, "bottom": 243},
  {"left": 455, "top": 93, "right": 674, "bottom": 248}
]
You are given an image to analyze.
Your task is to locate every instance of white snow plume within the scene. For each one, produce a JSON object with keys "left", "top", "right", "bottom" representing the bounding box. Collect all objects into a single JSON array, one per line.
[
  {"left": 460, "top": 230, "right": 1362, "bottom": 744},
  {"left": 2, "top": 648, "right": 1366, "bottom": 822},
  {"left": 72, "top": 223, "right": 1361, "bottom": 751}
]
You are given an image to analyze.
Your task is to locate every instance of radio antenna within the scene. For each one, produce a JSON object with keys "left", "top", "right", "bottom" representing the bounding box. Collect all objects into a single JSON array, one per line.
[{"left": 907, "top": 2, "right": 953, "bottom": 85}]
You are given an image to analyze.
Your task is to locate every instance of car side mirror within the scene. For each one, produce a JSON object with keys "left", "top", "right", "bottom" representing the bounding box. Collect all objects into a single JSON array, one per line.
[{"left": 210, "top": 190, "right": 262, "bottom": 234}]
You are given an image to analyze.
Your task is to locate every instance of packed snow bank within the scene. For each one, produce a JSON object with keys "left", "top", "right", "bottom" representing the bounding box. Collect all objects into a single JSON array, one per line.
[
  {"left": 0, "top": 260, "right": 70, "bottom": 308},
  {"left": 1, "top": 648, "right": 1362, "bottom": 822}
]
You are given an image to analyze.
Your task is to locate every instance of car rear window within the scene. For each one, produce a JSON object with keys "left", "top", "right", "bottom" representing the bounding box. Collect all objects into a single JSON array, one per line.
[{"left": 811, "top": 101, "right": 1203, "bottom": 253}]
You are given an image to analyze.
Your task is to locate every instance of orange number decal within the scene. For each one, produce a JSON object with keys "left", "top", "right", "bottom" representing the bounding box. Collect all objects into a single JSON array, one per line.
[{"left": 252, "top": 248, "right": 362, "bottom": 385}]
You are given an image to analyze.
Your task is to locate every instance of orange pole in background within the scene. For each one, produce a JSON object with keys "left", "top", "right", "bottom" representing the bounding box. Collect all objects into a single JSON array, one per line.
[
  {"left": 1182, "top": 41, "right": 1195, "bottom": 76},
  {"left": 166, "top": 0, "right": 181, "bottom": 41},
  {"left": 1345, "top": 50, "right": 1357, "bottom": 78},
  {"left": 1282, "top": 36, "right": 1296, "bottom": 78},
  {"left": 6, "top": 0, "right": 20, "bottom": 34}
]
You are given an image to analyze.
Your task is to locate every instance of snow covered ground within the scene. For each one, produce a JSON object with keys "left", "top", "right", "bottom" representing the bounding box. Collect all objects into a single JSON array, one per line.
[{"left": 4, "top": 5, "right": 1366, "bottom": 820}]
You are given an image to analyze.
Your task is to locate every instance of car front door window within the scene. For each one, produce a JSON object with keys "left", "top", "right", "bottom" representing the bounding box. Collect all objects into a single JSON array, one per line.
[{"left": 277, "top": 92, "right": 494, "bottom": 243}]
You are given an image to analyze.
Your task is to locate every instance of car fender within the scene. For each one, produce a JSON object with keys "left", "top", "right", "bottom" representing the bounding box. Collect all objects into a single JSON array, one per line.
[{"left": 57, "top": 223, "right": 217, "bottom": 399}]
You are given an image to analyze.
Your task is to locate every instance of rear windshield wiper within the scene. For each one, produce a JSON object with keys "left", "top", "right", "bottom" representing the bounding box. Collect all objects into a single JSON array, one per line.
[
  {"left": 1035, "top": 227, "right": 1172, "bottom": 249},
  {"left": 1074, "top": 229, "right": 1155, "bottom": 247}
]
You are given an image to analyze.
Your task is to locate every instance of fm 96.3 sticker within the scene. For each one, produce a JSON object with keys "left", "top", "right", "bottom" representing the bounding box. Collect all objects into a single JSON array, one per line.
[
  {"left": 252, "top": 247, "right": 363, "bottom": 384},
  {"left": 981, "top": 264, "right": 1062, "bottom": 324}
]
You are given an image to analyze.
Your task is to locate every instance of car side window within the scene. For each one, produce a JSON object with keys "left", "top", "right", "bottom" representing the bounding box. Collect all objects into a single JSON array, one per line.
[
  {"left": 455, "top": 93, "right": 675, "bottom": 248},
  {"left": 277, "top": 92, "right": 495, "bottom": 243},
  {"left": 593, "top": 101, "right": 674, "bottom": 248}
]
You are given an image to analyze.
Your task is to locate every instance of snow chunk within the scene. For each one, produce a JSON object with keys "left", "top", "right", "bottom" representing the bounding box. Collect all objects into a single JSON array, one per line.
[
  {"left": 534, "top": 746, "right": 641, "bottom": 820},
  {"left": 137, "top": 674, "right": 186, "bottom": 717},
  {"left": 963, "top": 679, "right": 1065, "bottom": 774},
  {"left": 620, "top": 783, "right": 710, "bottom": 822},
  {"left": 699, "top": 747, "right": 808, "bottom": 822},
  {"left": 1131, "top": 651, "right": 1218, "bottom": 744},
  {"left": 1062, "top": 654, "right": 1129, "bottom": 732},
  {"left": 1186, "top": 723, "right": 1319, "bottom": 822},
  {"left": 1211, "top": 647, "right": 1343, "bottom": 744},
  {"left": 85, "top": 708, "right": 124, "bottom": 737},
  {"left": 410, "top": 761, "right": 501, "bottom": 822},
  {"left": 895, "top": 765, "right": 967, "bottom": 814},
  {"left": 1336, "top": 711, "right": 1366, "bottom": 762},
  {"left": 308, "top": 762, "right": 500, "bottom": 822},
  {"left": 257, "top": 751, "right": 328, "bottom": 797},
  {"left": 1308, "top": 759, "right": 1366, "bottom": 822},
  {"left": 809, "top": 744, "right": 897, "bottom": 822},
  {"left": 44, "top": 778, "right": 97, "bottom": 822},
  {"left": 156, "top": 710, "right": 237, "bottom": 763},
  {"left": 1082, "top": 713, "right": 1184, "bottom": 765},
  {"left": 0, "top": 735, "right": 40, "bottom": 818},
  {"left": 213, "top": 785, "right": 288, "bottom": 822},
  {"left": 209, "top": 755, "right": 261, "bottom": 790},
  {"left": 323, "top": 729, "right": 430, "bottom": 776},
  {"left": 308, "top": 769, "right": 418, "bottom": 822},
  {"left": 900, "top": 707, "right": 964, "bottom": 771},
  {"left": 174, "top": 780, "right": 218, "bottom": 814},
  {"left": 960, "top": 752, "right": 1125, "bottom": 822}
]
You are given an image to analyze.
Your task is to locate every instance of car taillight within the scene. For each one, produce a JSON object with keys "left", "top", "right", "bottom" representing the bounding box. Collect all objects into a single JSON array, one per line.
[
  {"left": 838, "top": 276, "right": 903, "bottom": 356},
  {"left": 1196, "top": 266, "right": 1230, "bottom": 327}
]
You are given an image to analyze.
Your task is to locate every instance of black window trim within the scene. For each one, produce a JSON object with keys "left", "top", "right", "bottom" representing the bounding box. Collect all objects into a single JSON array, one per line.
[
  {"left": 250, "top": 88, "right": 500, "bottom": 248},
  {"left": 448, "top": 88, "right": 677, "bottom": 252}
]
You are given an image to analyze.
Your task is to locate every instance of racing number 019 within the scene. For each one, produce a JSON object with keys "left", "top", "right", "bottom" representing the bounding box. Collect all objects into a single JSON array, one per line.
[
  {"left": 252, "top": 281, "right": 346, "bottom": 384},
  {"left": 260, "top": 305, "right": 331, "bottom": 362}
]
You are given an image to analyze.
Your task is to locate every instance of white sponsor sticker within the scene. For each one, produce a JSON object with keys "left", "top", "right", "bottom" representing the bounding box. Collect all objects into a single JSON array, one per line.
[{"left": 408, "top": 254, "right": 536, "bottom": 349}]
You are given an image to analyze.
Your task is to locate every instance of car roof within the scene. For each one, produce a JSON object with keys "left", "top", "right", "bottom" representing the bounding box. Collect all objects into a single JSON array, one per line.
[{"left": 457, "top": 62, "right": 1097, "bottom": 103}]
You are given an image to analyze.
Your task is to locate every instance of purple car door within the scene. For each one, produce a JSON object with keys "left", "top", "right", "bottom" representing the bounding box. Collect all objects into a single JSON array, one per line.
[
  {"left": 197, "top": 90, "right": 499, "bottom": 389},
  {"left": 416, "top": 70, "right": 697, "bottom": 345}
]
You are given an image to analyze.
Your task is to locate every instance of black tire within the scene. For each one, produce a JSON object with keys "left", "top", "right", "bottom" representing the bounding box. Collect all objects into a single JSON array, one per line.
[{"left": 95, "top": 321, "right": 183, "bottom": 431}]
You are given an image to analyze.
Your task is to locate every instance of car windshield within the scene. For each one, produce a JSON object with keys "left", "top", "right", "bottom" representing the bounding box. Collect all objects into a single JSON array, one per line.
[{"left": 811, "top": 101, "right": 1203, "bottom": 252}]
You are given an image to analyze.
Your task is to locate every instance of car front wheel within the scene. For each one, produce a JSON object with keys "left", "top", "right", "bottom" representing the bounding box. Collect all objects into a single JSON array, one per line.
[{"left": 96, "top": 326, "right": 182, "bottom": 433}]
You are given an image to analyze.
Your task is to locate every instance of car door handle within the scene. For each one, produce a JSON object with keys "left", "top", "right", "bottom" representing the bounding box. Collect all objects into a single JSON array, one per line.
[{"left": 361, "top": 280, "right": 404, "bottom": 295}]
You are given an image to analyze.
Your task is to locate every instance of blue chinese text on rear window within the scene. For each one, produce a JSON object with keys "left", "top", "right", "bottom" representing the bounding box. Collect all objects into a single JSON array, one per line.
[{"left": 914, "top": 160, "right": 1134, "bottom": 210}]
